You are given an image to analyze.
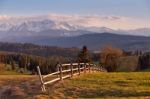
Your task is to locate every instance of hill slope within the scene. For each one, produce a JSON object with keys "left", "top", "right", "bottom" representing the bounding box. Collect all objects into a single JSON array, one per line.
[
  {"left": 0, "top": 33, "right": 150, "bottom": 51},
  {"left": 0, "top": 42, "right": 79, "bottom": 58},
  {"left": 12, "top": 33, "right": 150, "bottom": 51}
]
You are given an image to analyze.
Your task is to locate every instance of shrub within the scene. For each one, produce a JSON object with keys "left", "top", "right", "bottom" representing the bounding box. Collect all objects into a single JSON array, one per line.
[
  {"left": 100, "top": 45, "right": 123, "bottom": 72},
  {"left": 116, "top": 56, "right": 139, "bottom": 72}
]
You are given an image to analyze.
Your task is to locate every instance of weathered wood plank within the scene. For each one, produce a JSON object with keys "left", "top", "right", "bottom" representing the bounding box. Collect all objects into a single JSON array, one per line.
[
  {"left": 37, "top": 66, "right": 46, "bottom": 92},
  {"left": 62, "top": 69, "right": 71, "bottom": 73},
  {"left": 37, "top": 62, "right": 106, "bottom": 92},
  {"left": 43, "top": 71, "right": 60, "bottom": 78},
  {"left": 62, "top": 75, "right": 71, "bottom": 79},
  {"left": 44, "top": 78, "right": 60, "bottom": 85}
]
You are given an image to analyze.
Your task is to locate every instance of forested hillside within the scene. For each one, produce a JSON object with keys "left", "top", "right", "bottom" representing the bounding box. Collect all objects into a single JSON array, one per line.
[
  {"left": 5, "top": 33, "right": 150, "bottom": 51},
  {"left": 0, "top": 43, "right": 95, "bottom": 75},
  {"left": 0, "top": 42, "right": 79, "bottom": 58},
  {"left": 0, "top": 51, "right": 70, "bottom": 74},
  {"left": 0, "top": 42, "right": 80, "bottom": 75}
]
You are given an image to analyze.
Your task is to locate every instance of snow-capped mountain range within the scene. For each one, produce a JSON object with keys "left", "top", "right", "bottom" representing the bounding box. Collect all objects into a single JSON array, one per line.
[{"left": 0, "top": 14, "right": 150, "bottom": 39}]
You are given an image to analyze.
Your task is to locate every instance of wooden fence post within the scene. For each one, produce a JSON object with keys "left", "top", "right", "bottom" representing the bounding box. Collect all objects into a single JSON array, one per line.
[
  {"left": 84, "top": 63, "right": 86, "bottom": 73},
  {"left": 96, "top": 66, "right": 98, "bottom": 72},
  {"left": 97, "top": 66, "right": 99, "bottom": 72},
  {"left": 37, "top": 66, "right": 46, "bottom": 92},
  {"left": 88, "top": 64, "right": 91, "bottom": 73},
  {"left": 59, "top": 64, "right": 63, "bottom": 81},
  {"left": 101, "top": 66, "right": 103, "bottom": 71},
  {"left": 92, "top": 65, "right": 94, "bottom": 73},
  {"left": 57, "top": 64, "right": 59, "bottom": 77},
  {"left": 70, "top": 63, "right": 73, "bottom": 77},
  {"left": 78, "top": 63, "right": 80, "bottom": 75},
  {"left": 94, "top": 65, "right": 96, "bottom": 72},
  {"left": 100, "top": 66, "right": 102, "bottom": 71},
  {"left": 95, "top": 66, "right": 97, "bottom": 72}
]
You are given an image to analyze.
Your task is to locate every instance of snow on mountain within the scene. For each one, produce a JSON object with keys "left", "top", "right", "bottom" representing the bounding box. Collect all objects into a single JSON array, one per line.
[
  {"left": 0, "top": 14, "right": 150, "bottom": 37},
  {"left": 127, "top": 28, "right": 150, "bottom": 36}
]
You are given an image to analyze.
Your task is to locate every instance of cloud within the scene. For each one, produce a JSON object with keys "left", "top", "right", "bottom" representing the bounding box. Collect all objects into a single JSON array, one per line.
[
  {"left": 0, "top": 13, "right": 150, "bottom": 30},
  {"left": 46, "top": 13, "right": 150, "bottom": 29},
  {"left": 0, "top": 15, "right": 9, "bottom": 20}
]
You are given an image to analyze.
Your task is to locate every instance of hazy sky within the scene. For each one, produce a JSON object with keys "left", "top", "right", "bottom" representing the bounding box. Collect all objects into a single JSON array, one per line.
[
  {"left": 0, "top": 0, "right": 150, "bottom": 18},
  {"left": 0, "top": 0, "right": 150, "bottom": 29}
]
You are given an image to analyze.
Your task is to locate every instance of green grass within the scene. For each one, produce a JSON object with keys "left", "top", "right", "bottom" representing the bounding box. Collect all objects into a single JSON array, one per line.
[
  {"left": 0, "top": 63, "right": 31, "bottom": 75},
  {"left": 0, "top": 72, "right": 150, "bottom": 99},
  {"left": 0, "top": 70, "right": 22, "bottom": 75},
  {"left": 49, "top": 72, "right": 150, "bottom": 98}
]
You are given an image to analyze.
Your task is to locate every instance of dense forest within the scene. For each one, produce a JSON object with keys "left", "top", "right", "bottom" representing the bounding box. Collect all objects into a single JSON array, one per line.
[
  {"left": 0, "top": 42, "right": 79, "bottom": 58},
  {"left": 0, "top": 42, "right": 150, "bottom": 74},
  {"left": 0, "top": 52, "right": 68, "bottom": 74},
  {"left": 0, "top": 43, "right": 96, "bottom": 74}
]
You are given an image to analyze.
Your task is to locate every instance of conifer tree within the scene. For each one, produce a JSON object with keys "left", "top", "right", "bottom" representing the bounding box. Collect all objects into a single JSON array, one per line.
[{"left": 77, "top": 46, "right": 91, "bottom": 63}]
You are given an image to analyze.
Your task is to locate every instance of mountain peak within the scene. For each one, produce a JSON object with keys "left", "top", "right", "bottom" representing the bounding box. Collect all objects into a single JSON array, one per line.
[{"left": 0, "top": 14, "right": 150, "bottom": 38}]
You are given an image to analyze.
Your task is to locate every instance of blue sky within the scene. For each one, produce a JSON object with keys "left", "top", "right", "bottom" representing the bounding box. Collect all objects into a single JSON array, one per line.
[{"left": 0, "top": 0, "right": 150, "bottom": 19}]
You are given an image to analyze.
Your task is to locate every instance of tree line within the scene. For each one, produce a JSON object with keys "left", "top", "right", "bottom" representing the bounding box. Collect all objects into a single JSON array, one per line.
[
  {"left": 0, "top": 42, "right": 79, "bottom": 58},
  {"left": 99, "top": 45, "right": 149, "bottom": 72},
  {"left": 0, "top": 43, "right": 149, "bottom": 74},
  {"left": 0, "top": 52, "right": 69, "bottom": 74},
  {"left": 0, "top": 46, "right": 92, "bottom": 74}
]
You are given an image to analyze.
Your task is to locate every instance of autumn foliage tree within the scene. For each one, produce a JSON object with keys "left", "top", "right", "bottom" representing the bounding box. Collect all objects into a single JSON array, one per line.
[{"left": 100, "top": 45, "right": 123, "bottom": 72}]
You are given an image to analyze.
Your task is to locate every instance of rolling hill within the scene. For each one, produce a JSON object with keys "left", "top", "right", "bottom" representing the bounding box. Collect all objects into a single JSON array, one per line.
[{"left": 7, "top": 33, "right": 150, "bottom": 51}]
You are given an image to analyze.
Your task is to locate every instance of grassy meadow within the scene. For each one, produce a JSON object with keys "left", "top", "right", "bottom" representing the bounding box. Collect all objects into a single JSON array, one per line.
[
  {"left": 0, "top": 72, "right": 150, "bottom": 99},
  {"left": 48, "top": 72, "right": 150, "bottom": 99},
  {"left": 0, "top": 63, "right": 31, "bottom": 75}
]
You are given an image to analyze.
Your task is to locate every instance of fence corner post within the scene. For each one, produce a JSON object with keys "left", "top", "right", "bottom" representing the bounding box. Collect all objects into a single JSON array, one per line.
[{"left": 37, "top": 66, "right": 46, "bottom": 92}]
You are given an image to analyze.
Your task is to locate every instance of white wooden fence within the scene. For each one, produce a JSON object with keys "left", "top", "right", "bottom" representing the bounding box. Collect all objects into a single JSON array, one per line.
[{"left": 37, "top": 63, "right": 106, "bottom": 92}]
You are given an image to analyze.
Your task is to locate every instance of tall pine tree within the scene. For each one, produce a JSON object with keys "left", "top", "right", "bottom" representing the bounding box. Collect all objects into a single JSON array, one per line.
[{"left": 77, "top": 46, "right": 91, "bottom": 63}]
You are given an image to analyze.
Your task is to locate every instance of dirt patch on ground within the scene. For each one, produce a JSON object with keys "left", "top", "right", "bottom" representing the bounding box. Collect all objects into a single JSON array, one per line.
[
  {"left": 0, "top": 86, "right": 26, "bottom": 99},
  {"left": 0, "top": 75, "right": 49, "bottom": 99}
]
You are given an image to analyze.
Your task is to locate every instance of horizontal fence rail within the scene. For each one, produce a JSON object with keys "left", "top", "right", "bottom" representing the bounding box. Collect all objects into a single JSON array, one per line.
[{"left": 37, "top": 63, "right": 107, "bottom": 92}]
